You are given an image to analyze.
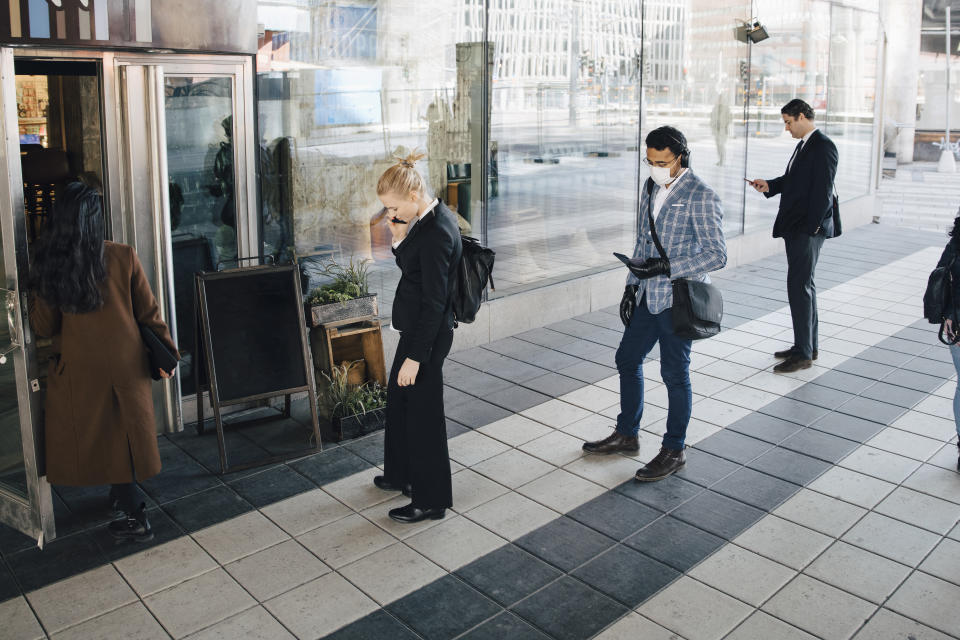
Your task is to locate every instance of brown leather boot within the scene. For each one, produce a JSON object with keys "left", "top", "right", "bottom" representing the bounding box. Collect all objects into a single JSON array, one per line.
[
  {"left": 634, "top": 446, "right": 686, "bottom": 482},
  {"left": 582, "top": 430, "right": 640, "bottom": 454}
]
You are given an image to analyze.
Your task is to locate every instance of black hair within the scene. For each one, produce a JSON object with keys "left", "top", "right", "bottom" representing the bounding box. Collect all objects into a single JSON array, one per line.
[
  {"left": 950, "top": 215, "right": 960, "bottom": 243},
  {"left": 645, "top": 126, "right": 690, "bottom": 168},
  {"left": 781, "top": 99, "right": 815, "bottom": 121},
  {"left": 30, "top": 182, "right": 107, "bottom": 313}
]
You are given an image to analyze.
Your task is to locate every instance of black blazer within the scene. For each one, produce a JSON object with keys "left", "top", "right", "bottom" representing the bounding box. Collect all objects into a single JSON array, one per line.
[
  {"left": 765, "top": 129, "right": 839, "bottom": 238},
  {"left": 391, "top": 200, "right": 462, "bottom": 362},
  {"left": 936, "top": 239, "right": 960, "bottom": 313}
]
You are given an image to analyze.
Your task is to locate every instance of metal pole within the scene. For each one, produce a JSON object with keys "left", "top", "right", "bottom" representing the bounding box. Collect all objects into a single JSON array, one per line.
[{"left": 940, "top": 6, "right": 956, "bottom": 172}]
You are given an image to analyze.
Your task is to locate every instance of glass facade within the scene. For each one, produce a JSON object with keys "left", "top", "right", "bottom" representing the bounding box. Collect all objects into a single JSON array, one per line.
[{"left": 255, "top": 0, "right": 881, "bottom": 313}]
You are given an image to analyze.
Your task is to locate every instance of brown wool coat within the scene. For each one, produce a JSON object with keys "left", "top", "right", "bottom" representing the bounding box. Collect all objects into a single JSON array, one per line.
[{"left": 29, "top": 242, "right": 177, "bottom": 486}]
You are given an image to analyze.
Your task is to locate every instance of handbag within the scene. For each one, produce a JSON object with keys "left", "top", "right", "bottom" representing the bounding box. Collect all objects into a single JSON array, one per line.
[
  {"left": 831, "top": 186, "right": 842, "bottom": 237},
  {"left": 645, "top": 179, "right": 723, "bottom": 340},
  {"left": 923, "top": 246, "right": 960, "bottom": 345},
  {"left": 139, "top": 324, "right": 179, "bottom": 380}
]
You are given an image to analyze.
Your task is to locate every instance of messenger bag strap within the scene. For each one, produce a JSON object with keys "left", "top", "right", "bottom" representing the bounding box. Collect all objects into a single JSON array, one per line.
[{"left": 645, "top": 178, "right": 669, "bottom": 263}]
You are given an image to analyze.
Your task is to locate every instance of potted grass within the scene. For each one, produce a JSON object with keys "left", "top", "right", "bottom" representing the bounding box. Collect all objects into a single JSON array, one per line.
[
  {"left": 319, "top": 362, "right": 387, "bottom": 442},
  {"left": 306, "top": 257, "right": 378, "bottom": 327}
]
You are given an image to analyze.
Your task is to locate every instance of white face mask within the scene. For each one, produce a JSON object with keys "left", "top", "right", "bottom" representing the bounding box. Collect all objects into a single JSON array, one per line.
[{"left": 649, "top": 157, "right": 680, "bottom": 186}]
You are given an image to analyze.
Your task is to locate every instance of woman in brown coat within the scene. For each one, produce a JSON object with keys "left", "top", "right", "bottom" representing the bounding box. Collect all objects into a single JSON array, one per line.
[{"left": 29, "top": 182, "right": 177, "bottom": 542}]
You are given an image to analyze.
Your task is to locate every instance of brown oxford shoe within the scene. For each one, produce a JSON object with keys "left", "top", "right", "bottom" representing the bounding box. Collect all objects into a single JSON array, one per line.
[
  {"left": 635, "top": 447, "right": 686, "bottom": 482},
  {"left": 582, "top": 430, "right": 640, "bottom": 454},
  {"left": 774, "top": 347, "right": 818, "bottom": 360},
  {"left": 773, "top": 355, "right": 813, "bottom": 373}
]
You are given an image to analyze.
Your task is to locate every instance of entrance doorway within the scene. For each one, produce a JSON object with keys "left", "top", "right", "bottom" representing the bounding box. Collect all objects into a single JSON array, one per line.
[{"left": 0, "top": 48, "right": 257, "bottom": 542}]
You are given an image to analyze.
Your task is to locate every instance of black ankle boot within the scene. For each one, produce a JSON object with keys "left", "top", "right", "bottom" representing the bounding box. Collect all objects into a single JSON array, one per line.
[
  {"left": 108, "top": 504, "right": 153, "bottom": 542},
  {"left": 635, "top": 446, "right": 686, "bottom": 482}
]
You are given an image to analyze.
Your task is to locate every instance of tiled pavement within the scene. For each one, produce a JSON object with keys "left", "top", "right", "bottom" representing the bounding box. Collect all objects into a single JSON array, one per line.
[{"left": 2, "top": 225, "right": 960, "bottom": 639}]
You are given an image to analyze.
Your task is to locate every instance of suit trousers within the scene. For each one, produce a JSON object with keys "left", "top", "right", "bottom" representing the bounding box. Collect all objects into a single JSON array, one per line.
[
  {"left": 383, "top": 328, "right": 454, "bottom": 509},
  {"left": 784, "top": 230, "right": 825, "bottom": 359}
]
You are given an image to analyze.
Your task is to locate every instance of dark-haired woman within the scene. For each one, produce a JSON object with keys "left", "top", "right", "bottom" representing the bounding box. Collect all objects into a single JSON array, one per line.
[
  {"left": 936, "top": 216, "right": 960, "bottom": 472},
  {"left": 30, "top": 182, "right": 178, "bottom": 541}
]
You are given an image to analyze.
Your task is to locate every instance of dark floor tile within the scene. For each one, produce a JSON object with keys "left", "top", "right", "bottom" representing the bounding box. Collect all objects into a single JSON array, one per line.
[
  {"left": 237, "top": 417, "right": 319, "bottom": 458},
  {"left": 515, "top": 517, "right": 615, "bottom": 572},
  {"left": 445, "top": 385, "right": 478, "bottom": 410},
  {"left": 289, "top": 447, "right": 372, "bottom": 486},
  {"left": 446, "top": 419, "right": 470, "bottom": 438},
  {"left": 228, "top": 465, "right": 316, "bottom": 508},
  {"left": 810, "top": 412, "right": 887, "bottom": 443},
  {"left": 746, "top": 448, "right": 832, "bottom": 486},
  {"left": 387, "top": 575, "right": 501, "bottom": 640},
  {"left": 520, "top": 349, "right": 582, "bottom": 371},
  {"left": 624, "top": 516, "right": 724, "bottom": 572},
  {"left": 160, "top": 485, "right": 252, "bottom": 532},
  {"left": 671, "top": 490, "right": 765, "bottom": 539},
  {"left": 511, "top": 577, "right": 628, "bottom": 640},
  {"left": 758, "top": 397, "right": 830, "bottom": 427},
  {"left": 445, "top": 399, "right": 515, "bottom": 429},
  {"left": 692, "top": 429, "right": 774, "bottom": 464},
  {"left": 567, "top": 492, "right": 662, "bottom": 541},
  {"left": 573, "top": 544, "right": 680, "bottom": 607},
  {"left": 780, "top": 428, "right": 859, "bottom": 463},
  {"left": 557, "top": 361, "right": 617, "bottom": 383},
  {"left": 556, "top": 338, "right": 616, "bottom": 360},
  {"left": 496, "top": 358, "right": 551, "bottom": 383},
  {"left": 91, "top": 507, "right": 183, "bottom": 562},
  {"left": 882, "top": 368, "right": 945, "bottom": 394},
  {"left": 446, "top": 368, "right": 514, "bottom": 396},
  {"left": 810, "top": 370, "right": 876, "bottom": 395},
  {"left": 835, "top": 358, "right": 897, "bottom": 381},
  {"left": 0, "top": 561, "right": 19, "bottom": 601},
  {"left": 139, "top": 439, "right": 223, "bottom": 504},
  {"left": 712, "top": 467, "right": 799, "bottom": 511},
  {"left": 6, "top": 531, "right": 107, "bottom": 592},
  {"left": 343, "top": 431, "right": 386, "bottom": 466},
  {"left": 485, "top": 386, "right": 552, "bottom": 413},
  {"left": 893, "top": 327, "right": 934, "bottom": 345},
  {"left": 875, "top": 337, "right": 927, "bottom": 355},
  {"left": 450, "top": 348, "right": 514, "bottom": 372},
  {"left": 784, "top": 384, "right": 855, "bottom": 411},
  {"left": 484, "top": 338, "right": 544, "bottom": 359},
  {"left": 175, "top": 425, "right": 276, "bottom": 473},
  {"left": 520, "top": 373, "right": 588, "bottom": 398},
  {"left": 854, "top": 347, "right": 916, "bottom": 368},
  {"left": 899, "top": 356, "right": 956, "bottom": 379},
  {"left": 615, "top": 475, "right": 703, "bottom": 512},
  {"left": 837, "top": 395, "right": 909, "bottom": 423},
  {"left": 325, "top": 609, "right": 420, "bottom": 640},
  {"left": 456, "top": 544, "right": 562, "bottom": 607},
  {"left": 726, "top": 413, "right": 804, "bottom": 445},
  {"left": 915, "top": 345, "right": 953, "bottom": 365},
  {"left": 0, "top": 523, "right": 36, "bottom": 557},
  {"left": 459, "top": 612, "right": 551, "bottom": 640},
  {"left": 515, "top": 328, "right": 579, "bottom": 349},
  {"left": 675, "top": 450, "right": 741, "bottom": 487}
]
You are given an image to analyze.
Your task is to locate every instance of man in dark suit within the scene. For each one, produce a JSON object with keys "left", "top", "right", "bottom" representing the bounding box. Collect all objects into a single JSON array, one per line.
[{"left": 749, "top": 99, "right": 838, "bottom": 373}]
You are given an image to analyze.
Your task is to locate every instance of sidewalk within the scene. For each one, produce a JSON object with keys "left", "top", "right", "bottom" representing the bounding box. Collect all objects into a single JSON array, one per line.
[{"left": 1, "top": 224, "right": 958, "bottom": 640}]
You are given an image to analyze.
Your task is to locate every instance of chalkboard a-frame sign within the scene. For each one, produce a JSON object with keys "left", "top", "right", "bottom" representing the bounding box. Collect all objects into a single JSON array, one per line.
[{"left": 194, "top": 265, "right": 320, "bottom": 473}]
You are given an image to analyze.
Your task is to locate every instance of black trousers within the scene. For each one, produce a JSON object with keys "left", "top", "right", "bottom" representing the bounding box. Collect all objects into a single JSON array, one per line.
[
  {"left": 383, "top": 329, "right": 454, "bottom": 509},
  {"left": 784, "top": 230, "right": 825, "bottom": 359},
  {"left": 110, "top": 483, "right": 143, "bottom": 514}
]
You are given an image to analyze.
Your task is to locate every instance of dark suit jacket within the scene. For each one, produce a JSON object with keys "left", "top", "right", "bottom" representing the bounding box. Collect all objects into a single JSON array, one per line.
[
  {"left": 765, "top": 129, "right": 839, "bottom": 238},
  {"left": 391, "top": 200, "right": 462, "bottom": 362}
]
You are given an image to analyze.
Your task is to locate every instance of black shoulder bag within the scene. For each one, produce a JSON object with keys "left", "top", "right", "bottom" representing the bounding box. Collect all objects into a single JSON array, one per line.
[
  {"left": 923, "top": 245, "right": 960, "bottom": 345},
  {"left": 645, "top": 179, "right": 723, "bottom": 340}
]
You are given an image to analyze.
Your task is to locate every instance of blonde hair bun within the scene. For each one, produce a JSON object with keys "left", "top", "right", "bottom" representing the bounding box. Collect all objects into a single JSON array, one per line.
[
  {"left": 396, "top": 151, "right": 426, "bottom": 168},
  {"left": 377, "top": 150, "right": 429, "bottom": 196}
]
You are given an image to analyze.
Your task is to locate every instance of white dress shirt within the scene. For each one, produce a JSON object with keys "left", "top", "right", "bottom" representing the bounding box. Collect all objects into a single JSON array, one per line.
[
  {"left": 787, "top": 128, "right": 817, "bottom": 173},
  {"left": 391, "top": 198, "right": 438, "bottom": 249},
  {"left": 651, "top": 168, "right": 688, "bottom": 221}
]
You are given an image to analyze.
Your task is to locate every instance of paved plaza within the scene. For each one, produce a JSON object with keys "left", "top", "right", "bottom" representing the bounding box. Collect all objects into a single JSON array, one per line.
[{"left": 1, "top": 224, "right": 959, "bottom": 639}]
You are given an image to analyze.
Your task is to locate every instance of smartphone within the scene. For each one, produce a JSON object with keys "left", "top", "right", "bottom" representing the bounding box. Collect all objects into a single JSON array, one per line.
[
  {"left": 613, "top": 252, "right": 632, "bottom": 265},
  {"left": 744, "top": 178, "right": 755, "bottom": 184},
  {"left": 390, "top": 216, "right": 408, "bottom": 225}
]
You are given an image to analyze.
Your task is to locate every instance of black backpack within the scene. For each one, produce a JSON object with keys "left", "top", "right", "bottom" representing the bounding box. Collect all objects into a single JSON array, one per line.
[
  {"left": 924, "top": 248, "right": 959, "bottom": 344},
  {"left": 451, "top": 235, "right": 495, "bottom": 325}
]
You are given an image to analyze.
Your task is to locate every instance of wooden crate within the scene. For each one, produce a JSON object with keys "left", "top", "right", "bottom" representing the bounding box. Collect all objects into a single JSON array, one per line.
[{"left": 310, "top": 320, "right": 387, "bottom": 387}]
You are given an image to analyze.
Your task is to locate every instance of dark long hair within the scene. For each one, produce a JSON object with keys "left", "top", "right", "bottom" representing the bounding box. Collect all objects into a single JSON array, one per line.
[
  {"left": 31, "top": 182, "right": 107, "bottom": 313},
  {"left": 950, "top": 215, "right": 960, "bottom": 244}
]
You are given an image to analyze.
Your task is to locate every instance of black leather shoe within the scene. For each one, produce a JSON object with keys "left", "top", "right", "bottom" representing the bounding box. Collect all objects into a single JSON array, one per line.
[
  {"left": 374, "top": 476, "right": 412, "bottom": 497},
  {"left": 582, "top": 431, "right": 640, "bottom": 454},
  {"left": 773, "top": 355, "right": 813, "bottom": 373},
  {"left": 388, "top": 503, "right": 446, "bottom": 523},
  {"left": 108, "top": 505, "right": 153, "bottom": 542},
  {"left": 774, "top": 347, "right": 818, "bottom": 360},
  {"left": 635, "top": 447, "right": 686, "bottom": 482}
]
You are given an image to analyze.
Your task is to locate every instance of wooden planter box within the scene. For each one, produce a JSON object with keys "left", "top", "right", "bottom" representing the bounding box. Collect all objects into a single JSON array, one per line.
[
  {"left": 307, "top": 294, "right": 378, "bottom": 328},
  {"left": 325, "top": 407, "right": 386, "bottom": 442}
]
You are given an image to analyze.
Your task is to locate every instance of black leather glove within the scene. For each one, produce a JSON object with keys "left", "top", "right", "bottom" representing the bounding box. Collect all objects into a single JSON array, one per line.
[
  {"left": 627, "top": 257, "right": 670, "bottom": 280},
  {"left": 620, "top": 285, "right": 639, "bottom": 327}
]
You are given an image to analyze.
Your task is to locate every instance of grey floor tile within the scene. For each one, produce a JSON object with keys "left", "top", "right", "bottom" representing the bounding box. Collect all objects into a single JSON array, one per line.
[
  {"left": 511, "top": 577, "right": 628, "bottom": 640},
  {"left": 520, "top": 372, "right": 588, "bottom": 397},
  {"left": 288, "top": 447, "right": 372, "bottom": 487},
  {"left": 572, "top": 544, "right": 680, "bottom": 608},
  {"left": 53, "top": 602, "right": 169, "bottom": 640},
  {"left": 557, "top": 360, "right": 618, "bottom": 383},
  {"left": 671, "top": 490, "right": 765, "bottom": 539},
  {"left": 811, "top": 370, "right": 877, "bottom": 395},
  {"left": 675, "top": 449, "right": 741, "bottom": 487},
  {"left": 387, "top": 575, "right": 502, "bottom": 640},
  {"left": 689, "top": 545, "right": 796, "bottom": 608},
  {"left": 887, "top": 572, "right": 960, "bottom": 637},
  {"left": 638, "top": 575, "right": 753, "bottom": 640},
  {"left": 726, "top": 413, "right": 805, "bottom": 445},
  {"left": 858, "top": 383, "right": 928, "bottom": 410},
  {"left": 842, "top": 512, "right": 941, "bottom": 566},
  {"left": 780, "top": 428, "right": 859, "bottom": 463},
  {"left": 614, "top": 475, "right": 703, "bottom": 512},
  {"left": 762, "top": 575, "right": 877, "bottom": 640},
  {"left": 919, "top": 538, "right": 960, "bottom": 587},
  {"left": 759, "top": 397, "right": 830, "bottom": 426},
  {"left": 835, "top": 358, "right": 897, "bottom": 380},
  {"left": 855, "top": 347, "right": 916, "bottom": 368},
  {"left": 446, "top": 399, "right": 516, "bottom": 429},
  {"left": 773, "top": 489, "right": 867, "bottom": 538},
  {"left": 484, "top": 386, "right": 553, "bottom": 413},
  {"left": 459, "top": 612, "right": 551, "bottom": 640},
  {"left": 515, "top": 517, "right": 615, "bottom": 572},
  {"left": 725, "top": 611, "right": 819, "bottom": 640},
  {"left": 455, "top": 544, "right": 562, "bottom": 607},
  {"left": 747, "top": 447, "right": 832, "bottom": 486},
  {"left": 874, "top": 486, "right": 960, "bottom": 535},
  {"left": 882, "top": 369, "right": 946, "bottom": 393},
  {"left": 852, "top": 608, "right": 957, "bottom": 640},
  {"left": 805, "top": 541, "right": 911, "bottom": 604},
  {"left": 809, "top": 412, "right": 887, "bottom": 443},
  {"left": 567, "top": 492, "right": 662, "bottom": 540},
  {"left": 624, "top": 516, "right": 725, "bottom": 572},
  {"left": 712, "top": 467, "right": 800, "bottom": 511},
  {"left": 692, "top": 429, "right": 774, "bottom": 464},
  {"left": 785, "top": 383, "right": 856, "bottom": 410},
  {"left": 899, "top": 356, "right": 957, "bottom": 379}
]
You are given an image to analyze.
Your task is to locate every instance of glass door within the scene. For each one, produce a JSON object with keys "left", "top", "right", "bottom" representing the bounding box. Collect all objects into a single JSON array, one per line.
[{"left": 0, "top": 47, "right": 56, "bottom": 543}]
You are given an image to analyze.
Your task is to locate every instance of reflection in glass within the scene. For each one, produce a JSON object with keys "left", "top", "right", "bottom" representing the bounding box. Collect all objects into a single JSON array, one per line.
[
  {"left": 164, "top": 76, "right": 237, "bottom": 395},
  {"left": 0, "top": 284, "right": 27, "bottom": 495}
]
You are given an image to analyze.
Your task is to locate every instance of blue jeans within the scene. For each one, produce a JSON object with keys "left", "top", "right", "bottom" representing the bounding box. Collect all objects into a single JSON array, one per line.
[
  {"left": 950, "top": 345, "right": 960, "bottom": 441},
  {"left": 615, "top": 298, "right": 693, "bottom": 450}
]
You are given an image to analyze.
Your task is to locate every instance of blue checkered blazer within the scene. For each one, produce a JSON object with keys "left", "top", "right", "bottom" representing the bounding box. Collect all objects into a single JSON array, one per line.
[{"left": 626, "top": 171, "right": 727, "bottom": 314}]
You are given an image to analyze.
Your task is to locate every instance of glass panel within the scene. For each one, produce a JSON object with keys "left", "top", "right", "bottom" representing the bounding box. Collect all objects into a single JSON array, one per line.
[
  {"left": 164, "top": 76, "right": 236, "bottom": 395},
  {"left": 0, "top": 285, "right": 27, "bottom": 496}
]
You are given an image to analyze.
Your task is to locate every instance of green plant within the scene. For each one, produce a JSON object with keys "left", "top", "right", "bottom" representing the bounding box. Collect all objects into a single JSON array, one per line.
[
  {"left": 320, "top": 362, "right": 387, "bottom": 419},
  {"left": 307, "top": 257, "right": 371, "bottom": 305}
]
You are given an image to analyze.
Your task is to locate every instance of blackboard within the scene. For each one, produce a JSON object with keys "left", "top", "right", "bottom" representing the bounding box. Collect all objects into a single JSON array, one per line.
[{"left": 197, "top": 266, "right": 310, "bottom": 404}]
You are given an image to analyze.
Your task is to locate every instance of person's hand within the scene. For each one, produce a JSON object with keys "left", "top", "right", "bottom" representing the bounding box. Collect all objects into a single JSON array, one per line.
[
  {"left": 747, "top": 178, "right": 769, "bottom": 193},
  {"left": 620, "top": 285, "right": 638, "bottom": 327},
  {"left": 627, "top": 257, "right": 670, "bottom": 280},
  {"left": 387, "top": 217, "right": 409, "bottom": 244},
  {"left": 157, "top": 368, "right": 174, "bottom": 379},
  {"left": 397, "top": 358, "right": 420, "bottom": 387},
  {"left": 946, "top": 318, "right": 955, "bottom": 342}
]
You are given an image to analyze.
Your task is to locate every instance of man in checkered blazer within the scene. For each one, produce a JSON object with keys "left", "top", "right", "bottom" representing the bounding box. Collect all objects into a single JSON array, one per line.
[{"left": 583, "top": 126, "right": 727, "bottom": 481}]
